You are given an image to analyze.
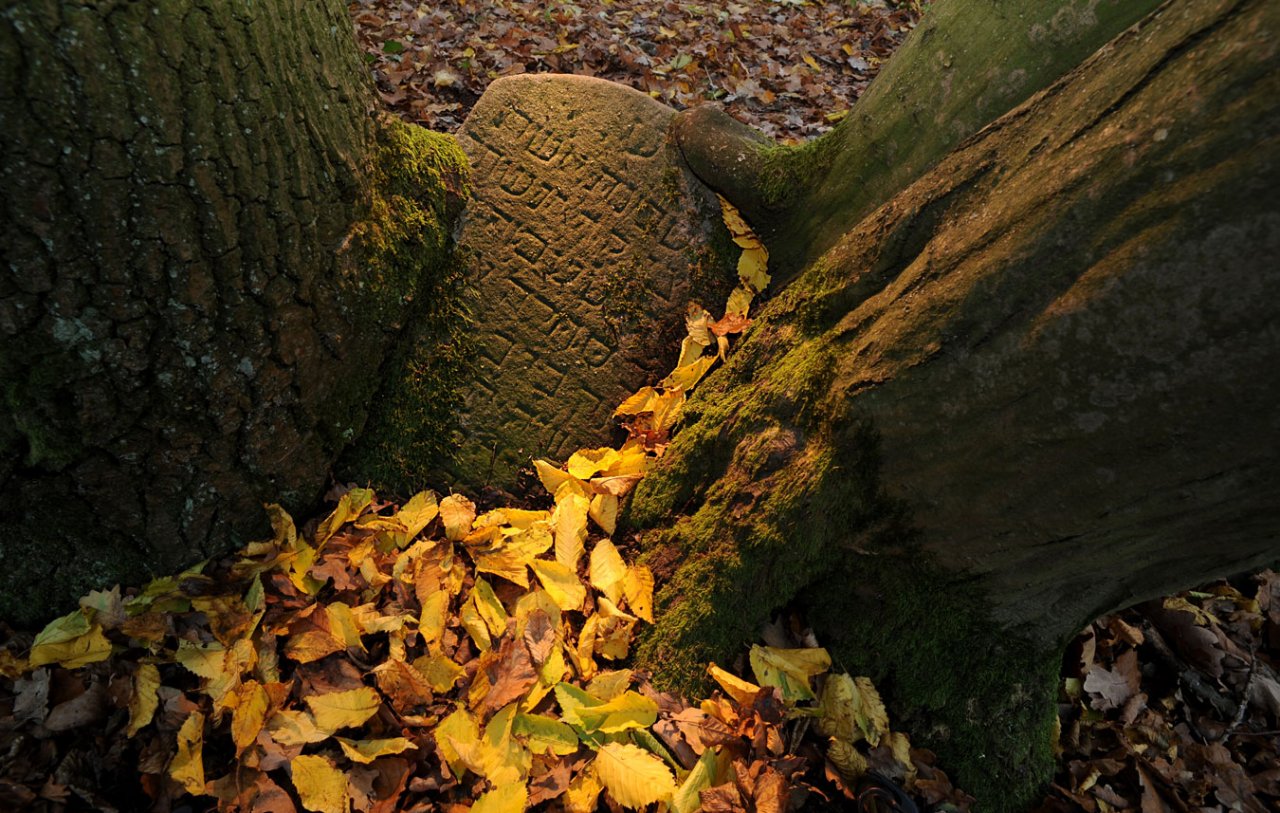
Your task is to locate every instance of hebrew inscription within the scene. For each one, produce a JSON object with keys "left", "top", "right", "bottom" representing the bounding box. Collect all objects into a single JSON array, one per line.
[{"left": 452, "top": 75, "right": 730, "bottom": 487}]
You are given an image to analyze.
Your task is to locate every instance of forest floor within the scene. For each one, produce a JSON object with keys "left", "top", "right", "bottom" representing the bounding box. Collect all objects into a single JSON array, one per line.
[
  {"left": 0, "top": 4, "right": 1275, "bottom": 813},
  {"left": 347, "top": 1, "right": 1280, "bottom": 810}
]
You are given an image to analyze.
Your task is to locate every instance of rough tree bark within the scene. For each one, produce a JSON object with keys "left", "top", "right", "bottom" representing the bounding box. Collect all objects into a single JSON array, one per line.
[
  {"left": 0, "top": 0, "right": 468, "bottom": 623},
  {"left": 635, "top": 0, "right": 1279, "bottom": 807},
  {"left": 677, "top": 0, "right": 1165, "bottom": 279}
]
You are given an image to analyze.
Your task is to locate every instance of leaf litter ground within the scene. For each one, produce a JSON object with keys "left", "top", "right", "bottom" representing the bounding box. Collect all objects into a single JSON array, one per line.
[{"left": 0, "top": 203, "right": 971, "bottom": 813}]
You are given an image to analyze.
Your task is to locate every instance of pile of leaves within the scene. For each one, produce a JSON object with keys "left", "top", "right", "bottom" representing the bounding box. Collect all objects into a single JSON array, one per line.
[
  {"left": 348, "top": 0, "right": 922, "bottom": 140},
  {"left": 1036, "top": 572, "right": 1280, "bottom": 812},
  {"left": 0, "top": 201, "right": 970, "bottom": 812}
]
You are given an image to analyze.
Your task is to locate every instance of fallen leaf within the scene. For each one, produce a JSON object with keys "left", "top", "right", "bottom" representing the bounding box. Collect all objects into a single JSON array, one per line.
[
  {"left": 594, "top": 742, "right": 675, "bottom": 808},
  {"left": 305, "top": 686, "right": 381, "bottom": 733},
  {"left": 335, "top": 736, "right": 418, "bottom": 764},
  {"left": 291, "top": 754, "right": 349, "bottom": 813},
  {"left": 170, "top": 710, "right": 207, "bottom": 796}
]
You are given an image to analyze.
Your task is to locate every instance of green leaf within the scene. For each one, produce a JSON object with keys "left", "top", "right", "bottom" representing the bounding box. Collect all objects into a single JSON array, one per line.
[
  {"left": 673, "top": 747, "right": 717, "bottom": 813},
  {"left": 514, "top": 712, "right": 580, "bottom": 755}
]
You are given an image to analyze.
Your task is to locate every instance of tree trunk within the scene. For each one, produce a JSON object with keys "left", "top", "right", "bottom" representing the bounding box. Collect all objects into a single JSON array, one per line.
[
  {"left": 635, "top": 0, "right": 1280, "bottom": 807},
  {"left": 0, "top": 0, "right": 467, "bottom": 623},
  {"left": 675, "top": 0, "right": 1165, "bottom": 279}
]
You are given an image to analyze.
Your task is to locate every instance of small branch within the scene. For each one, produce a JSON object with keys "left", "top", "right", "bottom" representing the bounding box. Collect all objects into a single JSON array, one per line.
[
  {"left": 1214, "top": 641, "right": 1257, "bottom": 743},
  {"left": 1140, "top": 621, "right": 1237, "bottom": 721}
]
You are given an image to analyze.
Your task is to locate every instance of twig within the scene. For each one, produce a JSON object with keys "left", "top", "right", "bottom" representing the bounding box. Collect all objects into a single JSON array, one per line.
[
  {"left": 1140, "top": 621, "right": 1237, "bottom": 721},
  {"left": 1214, "top": 641, "right": 1257, "bottom": 742}
]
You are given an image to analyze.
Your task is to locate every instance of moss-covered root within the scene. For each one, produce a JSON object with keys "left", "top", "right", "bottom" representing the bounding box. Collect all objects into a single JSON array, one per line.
[
  {"left": 337, "top": 118, "right": 474, "bottom": 493},
  {"left": 807, "top": 560, "right": 1062, "bottom": 811},
  {"left": 627, "top": 326, "right": 1059, "bottom": 810}
]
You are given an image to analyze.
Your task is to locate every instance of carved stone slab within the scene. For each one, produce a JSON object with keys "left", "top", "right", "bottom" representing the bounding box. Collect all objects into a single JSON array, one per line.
[{"left": 452, "top": 74, "right": 730, "bottom": 487}]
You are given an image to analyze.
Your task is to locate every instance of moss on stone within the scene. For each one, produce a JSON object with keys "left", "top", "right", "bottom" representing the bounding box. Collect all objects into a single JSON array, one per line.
[{"left": 336, "top": 118, "right": 474, "bottom": 494}]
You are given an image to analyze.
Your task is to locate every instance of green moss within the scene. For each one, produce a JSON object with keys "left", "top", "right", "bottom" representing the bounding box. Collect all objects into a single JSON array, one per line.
[
  {"left": 335, "top": 118, "right": 474, "bottom": 493},
  {"left": 754, "top": 136, "right": 837, "bottom": 212},
  {"left": 631, "top": 312, "right": 1058, "bottom": 810}
]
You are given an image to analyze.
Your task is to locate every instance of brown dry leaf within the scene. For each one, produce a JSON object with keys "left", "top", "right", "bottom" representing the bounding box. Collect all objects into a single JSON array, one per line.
[
  {"left": 481, "top": 635, "right": 539, "bottom": 713},
  {"left": 373, "top": 658, "right": 435, "bottom": 714},
  {"left": 1083, "top": 649, "right": 1140, "bottom": 711}
]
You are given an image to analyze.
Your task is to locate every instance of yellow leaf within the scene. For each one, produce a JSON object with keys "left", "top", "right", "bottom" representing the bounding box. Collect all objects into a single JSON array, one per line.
[
  {"left": 534, "top": 459, "right": 576, "bottom": 495},
  {"left": 414, "top": 652, "right": 466, "bottom": 692},
  {"left": 589, "top": 540, "right": 627, "bottom": 605},
  {"left": 126, "top": 663, "right": 161, "bottom": 737},
  {"left": 440, "top": 494, "right": 477, "bottom": 541},
  {"left": 707, "top": 663, "right": 761, "bottom": 706},
  {"left": 566, "top": 768, "right": 603, "bottom": 813},
  {"left": 473, "top": 577, "right": 509, "bottom": 637},
  {"left": 614, "top": 387, "right": 661, "bottom": 417},
  {"left": 738, "top": 246, "right": 770, "bottom": 292},
  {"left": 176, "top": 639, "right": 226, "bottom": 680},
  {"left": 283, "top": 628, "right": 342, "bottom": 665},
  {"left": 673, "top": 746, "right": 717, "bottom": 813},
  {"left": 594, "top": 742, "right": 675, "bottom": 808},
  {"left": 287, "top": 540, "right": 323, "bottom": 596},
  {"left": 803, "top": 52, "right": 821, "bottom": 72},
  {"left": 473, "top": 703, "right": 531, "bottom": 784},
  {"left": 336, "top": 736, "right": 418, "bottom": 764},
  {"left": 316, "top": 487, "right": 373, "bottom": 544},
  {"left": 230, "top": 680, "right": 270, "bottom": 753},
  {"left": 553, "top": 490, "right": 590, "bottom": 570},
  {"left": 622, "top": 566, "right": 654, "bottom": 623},
  {"left": 574, "top": 616, "right": 599, "bottom": 679},
  {"left": 528, "top": 559, "right": 586, "bottom": 612},
  {"left": 725, "top": 285, "right": 754, "bottom": 317},
  {"left": 576, "top": 690, "right": 658, "bottom": 733},
  {"left": 474, "top": 782, "right": 528, "bottom": 813},
  {"left": 718, "top": 194, "right": 751, "bottom": 235},
  {"left": 888, "top": 731, "right": 917, "bottom": 783},
  {"left": 818, "top": 674, "right": 889, "bottom": 746},
  {"left": 305, "top": 686, "right": 381, "bottom": 733},
  {"left": 291, "top": 753, "right": 349, "bottom": 813},
  {"left": 169, "top": 710, "right": 206, "bottom": 796},
  {"left": 748, "top": 645, "right": 831, "bottom": 702},
  {"left": 661, "top": 356, "right": 716, "bottom": 392},
  {"left": 268, "top": 709, "right": 330, "bottom": 746},
  {"left": 325, "top": 602, "right": 365, "bottom": 650},
  {"left": 649, "top": 390, "right": 686, "bottom": 433},
  {"left": 592, "top": 610, "right": 635, "bottom": 661},
  {"left": 460, "top": 592, "right": 493, "bottom": 652},
  {"left": 394, "top": 490, "right": 439, "bottom": 542},
  {"left": 828, "top": 738, "right": 868, "bottom": 783},
  {"left": 419, "top": 590, "right": 450, "bottom": 651},
  {"left": 28, "top": 610, "right": 112, "bottom": 669},
  {"left": 0, "top": 650, "right": 26, "bottom": 678},
  {"left": 436, "top": 706, "right": 480, "bottom": 778},
  {"left": 537, "top": 644, "right": 569, "bottom": 697},
  {"left": 590, "top": 474, "right": 644, "bottom": 498},
  {"left": 676, "top": 334, "right": 709, "bottom": 369},
  {"left": 567, "top": 447, "right": 618, "bottom": 480},
  {"left": 587, "top": 669, "right": 633, "bottom": 702},
  {"left": 587, "top": 494, "right": 618, "bottom": 536},
  {"left": 515, "top": 589, "right": 563, "bottom": 637}
]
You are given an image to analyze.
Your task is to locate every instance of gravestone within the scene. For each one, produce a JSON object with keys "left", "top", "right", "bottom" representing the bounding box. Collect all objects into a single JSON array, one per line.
[{"left": 451, "top": 74, "right": 733, "bottom": 487}]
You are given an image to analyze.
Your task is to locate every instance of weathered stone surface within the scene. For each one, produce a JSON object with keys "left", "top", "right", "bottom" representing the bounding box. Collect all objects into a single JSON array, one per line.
[{"left": 452, "top": 74, "right": 732, "bottom": 486}]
